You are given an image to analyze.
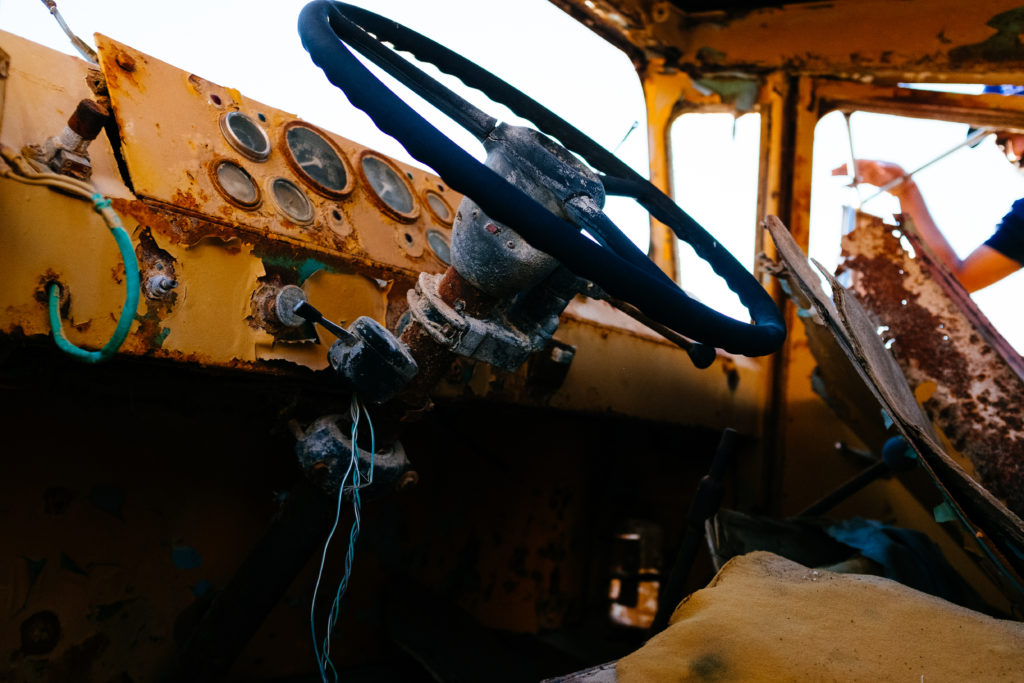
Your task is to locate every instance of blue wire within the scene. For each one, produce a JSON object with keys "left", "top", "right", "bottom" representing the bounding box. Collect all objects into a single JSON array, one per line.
[
  {"left": 310, "top": 433, "right": 357, "bottom": 682},
  {"left": 311, "top": 395, "right": 377, "bottom": 681},
  {"left": 47, "top": 193, "right": 141, "bottom": 363}
]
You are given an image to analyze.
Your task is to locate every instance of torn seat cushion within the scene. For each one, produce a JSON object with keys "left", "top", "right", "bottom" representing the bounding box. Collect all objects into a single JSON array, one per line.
[{"left": 617, "top": 551, "right": 1024, "bottom": 682}]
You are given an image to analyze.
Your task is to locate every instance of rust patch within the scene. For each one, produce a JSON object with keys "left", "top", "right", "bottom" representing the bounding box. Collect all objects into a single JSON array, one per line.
[
  {"left": 841, "top": 212, "right": 1024, "bottom": 516},
  {"left": 102, "top": 46, "right": 145, "bottom": 94},
  {"left": 949, "top": 7, "right": 1024, "bottom": 65},
  {"left": 171, "top": 189, "right": 203, "bottom": 214},
  {"left": 133, "top": 227, "right": 178, "bottom": 348}
]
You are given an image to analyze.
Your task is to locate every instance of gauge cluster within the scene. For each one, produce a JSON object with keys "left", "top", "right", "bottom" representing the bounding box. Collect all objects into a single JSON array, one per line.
[
  {"left": 97, "top": 35, "right": 457, "bottom": 278},
  {"left": 208, "top": 108, "right": 453, "bottom": 267}
]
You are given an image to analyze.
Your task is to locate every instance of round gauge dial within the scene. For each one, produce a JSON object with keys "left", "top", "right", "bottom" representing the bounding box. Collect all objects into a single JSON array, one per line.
[
  {"left": 361, "top": 154, "right": 416, "bottom": 218},
  {"left": 424, "top": 190, "right": 452, "bottom": 224},
  {"left": 212, "top": 159, "right": 260, "bottom": 208},
  {"left": 426, "top": 229, "right": 452, "bottom": 264},
  {"left": 220, "top": 111, "right": 271, "bottom": 162},
  {"left": 270, "top": 177, "right": 314, "bottom": 224},
  {"left": 284, "top": 123, "right": 351, "bottom": 196}
]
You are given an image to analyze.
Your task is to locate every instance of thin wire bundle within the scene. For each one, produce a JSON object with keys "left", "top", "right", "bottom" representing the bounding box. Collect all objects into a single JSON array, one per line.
[{"left": 310, "top": 395, "right": 377, "bottom": 682}]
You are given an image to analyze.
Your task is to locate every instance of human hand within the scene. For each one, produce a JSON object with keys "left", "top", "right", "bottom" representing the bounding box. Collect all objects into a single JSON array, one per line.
[{"left": 832, "top": 159, "right": 910, "bottom": 192}]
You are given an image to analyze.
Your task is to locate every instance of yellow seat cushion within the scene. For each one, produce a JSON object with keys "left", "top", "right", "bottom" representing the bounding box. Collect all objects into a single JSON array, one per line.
[{"left": 618, "top": 551, "right": 1024, "bottom": 682}]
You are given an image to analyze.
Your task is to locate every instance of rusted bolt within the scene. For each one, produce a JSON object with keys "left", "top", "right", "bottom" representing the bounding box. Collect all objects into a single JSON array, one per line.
[
  {"left": 115, "top": 52, "right": 136, "bottom": 73},
  {"left": 395, "top": 470, "right": 419, "bottom": 493},
  {"left": 145, "top": 275, "right": 177, "bottom": 300}
]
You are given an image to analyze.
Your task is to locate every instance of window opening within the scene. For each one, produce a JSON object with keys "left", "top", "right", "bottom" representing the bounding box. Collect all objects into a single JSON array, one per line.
[
  {"left": 670, "top": 112, "right": 761, "bottom": 323},
  {"left": 810, "top": 110, "right": 1024, "bottom": 352}
]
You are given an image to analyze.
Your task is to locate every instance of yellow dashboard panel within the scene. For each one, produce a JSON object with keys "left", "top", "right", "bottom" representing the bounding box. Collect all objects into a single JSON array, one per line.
[{"left": 0, "top": 29, "right": 765, "bottom": 431}]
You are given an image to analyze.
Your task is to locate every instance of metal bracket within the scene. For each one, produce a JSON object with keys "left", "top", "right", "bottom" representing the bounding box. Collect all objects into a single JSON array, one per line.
[{"left": 407, "top": 271, "right": 536, "bottom": 371}]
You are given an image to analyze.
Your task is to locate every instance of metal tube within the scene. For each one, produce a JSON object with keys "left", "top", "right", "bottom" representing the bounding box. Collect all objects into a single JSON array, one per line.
[{"left": 861, "top": 127, "right": 993, "bottom": 204}]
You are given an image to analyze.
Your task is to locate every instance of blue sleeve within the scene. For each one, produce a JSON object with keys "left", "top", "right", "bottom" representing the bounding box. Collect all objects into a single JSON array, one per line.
[{"left": 985, "top": 198, "right": 1024, "bottom": 265}]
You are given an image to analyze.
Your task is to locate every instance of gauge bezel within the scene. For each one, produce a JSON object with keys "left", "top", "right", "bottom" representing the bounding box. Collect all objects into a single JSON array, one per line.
[
  {"left": 357, "top": 151, "right": 420, "bottom": 222},
  {"left": 422, "top": 189, "right": 454, "bottom": 225},
  {"left": 208, "top": 157, "right": 262, "bottom": 209},
  {"left": 267, "top": 176, "right": 315, "bottom": 226},
  {"left": 425, "top": 229, "right": 452, "bottom": 265},
  {"left": 280, "top": 121, "right": 355, "bottom": 199},
  {"left": 219, "top": 111, "right": 272, "bottom": 162}
]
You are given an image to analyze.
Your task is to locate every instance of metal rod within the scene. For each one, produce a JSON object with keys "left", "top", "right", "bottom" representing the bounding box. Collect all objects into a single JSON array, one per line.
[
  {"left": 843, "top": 112, "right": 863, "bottom": 208},
  {"left": 39, "top": 0, "right": 99, "bottom": 64},
  {"left": 861, "top": 127, "right": 993, "bottom": 204}
]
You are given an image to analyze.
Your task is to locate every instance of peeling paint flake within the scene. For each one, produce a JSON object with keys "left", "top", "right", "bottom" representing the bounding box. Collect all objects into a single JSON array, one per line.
[{"left": 841, "top": 210, "right": 1024, "bottom": 517}]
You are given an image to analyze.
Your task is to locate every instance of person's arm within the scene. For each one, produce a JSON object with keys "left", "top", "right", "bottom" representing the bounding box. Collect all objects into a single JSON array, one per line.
[{"left": 837, "top": 160, "right": 1021, "bottom": 293}]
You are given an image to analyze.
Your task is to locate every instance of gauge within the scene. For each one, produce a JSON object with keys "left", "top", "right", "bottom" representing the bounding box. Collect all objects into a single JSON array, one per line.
[
  {"left": 283, "top": 123, "right": 352, "bottom": 197},
  {"left": 360, "top": 154, "right": 417, "bottom": 218},
  {"left": 269, "top": 177, "right": 314, "bottom": 224},
  {"left": 426, "top": 229, "right": 452, "bottom": 264},
  {"left": 424, "top": 190, "right": 452, "bottom": 224},
  {"left": 220, "top": 111, "right": 271, "bottom": 162},
  {"left": 211, "top": 159, "right": 260, "bottom": 208}
]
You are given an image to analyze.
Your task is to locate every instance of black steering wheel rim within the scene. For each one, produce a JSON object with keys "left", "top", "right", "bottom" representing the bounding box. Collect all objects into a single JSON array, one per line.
[{"left": 298, "top": 1, "right": 785, "bottom": 356}]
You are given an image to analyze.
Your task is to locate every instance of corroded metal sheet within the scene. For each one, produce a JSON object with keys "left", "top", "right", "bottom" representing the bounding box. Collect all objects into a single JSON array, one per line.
[
  {"left": 764, "top": 215, "right": 1024, "bottom": 596},
  {"left": 1, "top": 29, "right": 772, "bottom": 426},
  {"left": 841, "top": 211, "right": 1024, "bottom": 517},
  {"left": 556, "top": 0, "right": 1024, "bottom": 79},
  {"left": 96, "top": 35, "right": 456, "bottom": 279}
]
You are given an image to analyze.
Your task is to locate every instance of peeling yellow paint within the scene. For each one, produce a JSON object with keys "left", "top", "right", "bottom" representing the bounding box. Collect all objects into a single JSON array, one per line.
[{"left": 159, "top": 239, "right": 263, "bottom": 362}]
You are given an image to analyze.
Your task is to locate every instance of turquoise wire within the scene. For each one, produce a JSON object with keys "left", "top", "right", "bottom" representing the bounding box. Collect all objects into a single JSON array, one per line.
[
  {"left": 47, "top": 194, "right": 140, "bottom": 363},
  {"left": 317, "top": 396, "right": 377, "bottom": 681}
]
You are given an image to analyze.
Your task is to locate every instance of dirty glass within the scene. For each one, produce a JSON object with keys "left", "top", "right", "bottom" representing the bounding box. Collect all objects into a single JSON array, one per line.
[
  {"left": 271, "top": 177, "right": 314, "bottom": 224},
  {"left": 362, "top": 156, "right": 415, "bottom": 215},
  {"left": 286, "top": 125, "right": 348, "bottom": 193}
]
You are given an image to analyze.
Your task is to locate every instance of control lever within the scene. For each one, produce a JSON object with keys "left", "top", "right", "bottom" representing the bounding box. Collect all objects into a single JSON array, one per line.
[
  {"left": 294, "top": 300, "right": 419, "bottom": 404},
  {"left": 292, "top": 300, "right": 352, "bottom": 341}
]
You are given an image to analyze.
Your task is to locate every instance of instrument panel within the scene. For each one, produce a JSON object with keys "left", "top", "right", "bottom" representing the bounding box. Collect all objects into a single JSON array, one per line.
[{"left": 97, "top": 34, "right": 457, "bottom": 278}]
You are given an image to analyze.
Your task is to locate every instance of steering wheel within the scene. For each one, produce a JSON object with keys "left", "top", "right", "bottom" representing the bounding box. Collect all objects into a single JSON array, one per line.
[{"left": 297, "top": 1, "right": 786, "bottom": 357}]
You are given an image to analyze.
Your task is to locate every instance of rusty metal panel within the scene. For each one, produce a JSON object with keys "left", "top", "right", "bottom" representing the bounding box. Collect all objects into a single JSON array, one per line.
[
  {"left": 0, "top": 29, "right": 773, "bottom": 426},
  {"left": 0, "top": 30, "right": 129, "bottom": 199},
  {"left": 765, "top": 216, "right": 1024, "bottom": 598},
  {"left": 840, "top": 210, "right": 1024, "bottom": 518},
  {"left": 424, "top": 296, "right": 765, "bottom": 435},
  {"left": 95, "top": 35, "right": 456, "bottom": 279},
  {"left": 556, "top": 0, "right": 1024, "bottom": 80}
]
